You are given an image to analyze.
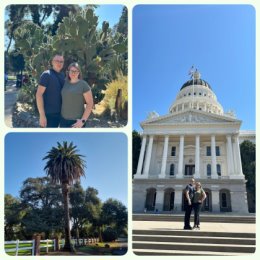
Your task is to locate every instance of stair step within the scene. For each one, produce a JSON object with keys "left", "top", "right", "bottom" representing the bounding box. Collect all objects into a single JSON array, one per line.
[
  {"left": 133, "top": 214, "right": 256, "bottom": 223},
  {"left": 133, "top": 241, "right": 255, "bottom": 253},
  {"left": 133, "top": 235, "right": 255, "bottom": 245},
  {"left": 133, "top": 229, "right": 256, "bottom": 238},
  {"left": 133, "top": 249, "right": 251, "bottom": 256}
]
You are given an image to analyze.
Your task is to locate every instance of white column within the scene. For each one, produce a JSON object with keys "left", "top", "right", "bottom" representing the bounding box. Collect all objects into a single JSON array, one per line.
[
  {"left": 155, "top": 189, "right": 164, "bottom": 212},
  {"left": 232, "top": 140, "right": 238, "bottom": 174},
  {"left": 143, "top": 135, "right": 154, "bottom": 177},
  {"left": 174, "top": 188, "right": 183, "bottom": 212},
  {"left": 194, "top": 135, "right": 200, "bottom": 178},
  {"left": 177, "top": 135, "right": 184, "bottom": 178},
  {"left": 159, "top": 135, "right": 169, "bottom": 178},
  {"left": 211, "top": 135, "right": 218, "bottom": 178},
  {"left": 136, "top": 135, "right": 147, "bottom": 176},
  {"left": 234, "top": 135, "right": 244, "bottom": 177},
  {"left": 226, "top": 135, "right": 235, "bottom": 176},
  {"left": 211, "top": 190, "right": 220, "bottom": 212}
]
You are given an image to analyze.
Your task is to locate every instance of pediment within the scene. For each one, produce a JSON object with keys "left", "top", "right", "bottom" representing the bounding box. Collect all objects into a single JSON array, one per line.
[{"left": 142, "top": 111, "right": 240, "bottom": 126}]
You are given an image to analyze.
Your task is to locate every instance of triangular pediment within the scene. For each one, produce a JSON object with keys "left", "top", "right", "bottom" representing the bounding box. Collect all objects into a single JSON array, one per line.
[{"left": 141, "top": 110, "right": 240, "bottom": 126}]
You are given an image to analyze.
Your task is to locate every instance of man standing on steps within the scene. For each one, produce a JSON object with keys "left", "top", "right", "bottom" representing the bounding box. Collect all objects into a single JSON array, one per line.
[
  {"left": 183, "top": 178, "right": 196, "bottom": 230},
  {"left": 36, "top": 54, "right": 65, "bottom": 127}
]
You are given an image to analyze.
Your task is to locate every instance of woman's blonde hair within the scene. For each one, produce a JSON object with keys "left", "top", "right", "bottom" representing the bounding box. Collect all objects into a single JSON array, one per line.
[
  {"left": 196, "top": 182, "right": 202, "bottom": 188},
  {"left": 66, "top": 62, "right": 82, "bottom": 81}
]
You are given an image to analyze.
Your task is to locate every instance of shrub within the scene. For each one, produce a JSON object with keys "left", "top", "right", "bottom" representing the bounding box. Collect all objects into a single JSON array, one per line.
[{"left": 102, "top": 227, "right": 117, "bottom": 242}]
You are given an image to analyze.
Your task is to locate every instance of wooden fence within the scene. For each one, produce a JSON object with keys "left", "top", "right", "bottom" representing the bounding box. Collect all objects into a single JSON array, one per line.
[{"left": 5, "top": 237, "right": 98, "bottom": 256}]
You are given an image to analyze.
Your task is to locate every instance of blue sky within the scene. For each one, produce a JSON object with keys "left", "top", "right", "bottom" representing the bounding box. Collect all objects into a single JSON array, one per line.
[
  {"left": 133, "top": 5, "right": 255, "bottom": 131},
  {"left": 5, "top": 133, "right": 128, "bottom": 206}
]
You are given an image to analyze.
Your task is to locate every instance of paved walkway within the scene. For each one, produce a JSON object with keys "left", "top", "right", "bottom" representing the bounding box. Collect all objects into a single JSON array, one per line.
[
  {"left": 133, "top": 220, "right": 256, "bottom": 233},
  {"left": 5, "top": 81, "right": 18, "bottom": 128}
]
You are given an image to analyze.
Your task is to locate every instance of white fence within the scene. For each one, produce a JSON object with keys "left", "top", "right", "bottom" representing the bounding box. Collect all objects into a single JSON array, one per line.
[
  {"left": 5, "top": 239, "right": 55, "bottom": 256},
  {"left": 5, "top": 238, "right": 98, "bottom": 255}
]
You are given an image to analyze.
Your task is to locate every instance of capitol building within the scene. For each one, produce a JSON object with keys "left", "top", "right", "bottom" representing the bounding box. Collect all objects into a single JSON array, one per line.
[{"left": 133, "top": 70, "right": 254, "bottom": 214}]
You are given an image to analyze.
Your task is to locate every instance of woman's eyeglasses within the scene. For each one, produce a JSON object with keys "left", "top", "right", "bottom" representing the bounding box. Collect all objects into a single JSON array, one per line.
[
  {"left": 69, "top": 70, "right": 80, "bottom": 74},
  {"left": 53, "top": 60, "right": 64, "bottom": 64}
]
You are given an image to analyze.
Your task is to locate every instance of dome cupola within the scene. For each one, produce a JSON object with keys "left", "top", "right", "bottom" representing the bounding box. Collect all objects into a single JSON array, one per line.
[{"left": 169, "top": 68, "right": 224, "bottom": 115}]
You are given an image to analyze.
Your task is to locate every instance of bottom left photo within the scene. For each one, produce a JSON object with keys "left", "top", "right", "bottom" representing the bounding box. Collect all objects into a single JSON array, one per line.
[{"left": 4, "top": 132, "right": 128, "bottom": 256}]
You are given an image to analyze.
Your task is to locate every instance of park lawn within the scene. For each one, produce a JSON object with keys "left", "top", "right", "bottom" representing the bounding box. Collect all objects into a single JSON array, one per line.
[
  {"left": 8, "top": 75, "right": 16, "bottom": 80},
  {"left": 77, "top": 241, "right": 123, "bottom": 255}
]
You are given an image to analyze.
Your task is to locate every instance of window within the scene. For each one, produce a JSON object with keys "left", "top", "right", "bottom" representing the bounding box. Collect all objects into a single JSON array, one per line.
[
  {"left": 206, "top": 146, "right": 211, "bottom": 156},
  {"left": 207, "top": 164, "right": 211, "bottom": 176},
  {"left": 217, "top": 164, "right": 221, "bottom": 176},
  {"left": 221, "top": 193, "right": 227, "bottom": 208},
  {"left": 171, "top": 146, "right": 176, "bottom": 156},
  {"left": 170, "top": 164, "right": 175, "bottom": 175},
  {"left": 216, "top": 146, "right": 220, "bottom": 156}
]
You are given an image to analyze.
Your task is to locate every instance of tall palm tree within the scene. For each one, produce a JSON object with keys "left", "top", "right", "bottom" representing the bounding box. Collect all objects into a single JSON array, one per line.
[{"left": 43, "top": 141, "right": 86, "bottom": 252}]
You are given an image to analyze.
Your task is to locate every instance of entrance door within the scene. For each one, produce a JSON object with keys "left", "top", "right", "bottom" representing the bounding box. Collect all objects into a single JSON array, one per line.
[{"left": 185, "top": 165, "right": 195, "bottom": 176}]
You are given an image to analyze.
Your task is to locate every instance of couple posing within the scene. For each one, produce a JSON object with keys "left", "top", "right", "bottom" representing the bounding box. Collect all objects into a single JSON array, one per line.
[
  {"left": 36, "top": 54, "right": 94, "bottom": 128},
  {"left": 184, "top": 178, "right": 207, "bottom": 230}
]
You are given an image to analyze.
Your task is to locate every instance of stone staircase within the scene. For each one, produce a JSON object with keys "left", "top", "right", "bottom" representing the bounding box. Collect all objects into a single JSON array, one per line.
[
  {"left": 133, "top": 229, "right": 256, "bottom": 256},
  {"left": 133, "top": 214, "right": 256, "bottom": 255},
  {"left": 133, "top": 213, "right": 256, "bottom": 223}
]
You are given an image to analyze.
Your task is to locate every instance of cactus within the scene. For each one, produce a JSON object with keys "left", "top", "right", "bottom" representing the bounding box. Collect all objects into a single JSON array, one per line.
[{"left": 11, "top": 6, "right": 128, "bottom": 115}]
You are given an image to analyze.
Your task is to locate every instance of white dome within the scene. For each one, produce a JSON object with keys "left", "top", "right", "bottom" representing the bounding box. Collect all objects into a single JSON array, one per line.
[{"left": 169, "top": 71, "right": 224, "bottom": 115}]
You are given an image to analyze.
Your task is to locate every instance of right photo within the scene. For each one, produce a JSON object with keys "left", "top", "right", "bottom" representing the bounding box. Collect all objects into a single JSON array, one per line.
[{"left": 132, "top": 5, "right": 255, "bottom": 256}]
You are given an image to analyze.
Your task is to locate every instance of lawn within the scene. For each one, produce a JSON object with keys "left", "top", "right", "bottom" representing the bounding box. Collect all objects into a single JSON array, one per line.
[{"left": 77, "top": 242, "right": 127, "bottom": 255}]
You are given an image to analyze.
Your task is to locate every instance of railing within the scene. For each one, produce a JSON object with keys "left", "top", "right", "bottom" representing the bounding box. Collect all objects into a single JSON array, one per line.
[
  {"left": 5, "top": 239, "right": 54, "bottom": 256},
  {"left": 5, "top": 238, "right": 99, "bottom": 256}
]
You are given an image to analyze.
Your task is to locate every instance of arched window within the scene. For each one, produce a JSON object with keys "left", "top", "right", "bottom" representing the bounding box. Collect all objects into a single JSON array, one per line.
[
  {"left": 221, "top": 193, "right": 227, "bottom": 208},
  {"left": 170, "top": 164, "right": 175, "bottom": 175},
  {"left": 207, "top": 164, "right": 211, "bottom": 177},
  {"left": 217, "top": 164, "right": 221, "bottom": 176}
]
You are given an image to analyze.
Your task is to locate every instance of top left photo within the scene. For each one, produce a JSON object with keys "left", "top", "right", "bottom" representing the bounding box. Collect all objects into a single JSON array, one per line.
[{"left": 4, "top": 4, "right": 128, "bottom": 128}]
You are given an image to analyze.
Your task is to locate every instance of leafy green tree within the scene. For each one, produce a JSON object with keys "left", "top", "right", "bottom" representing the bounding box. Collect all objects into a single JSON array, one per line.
[
  {"left": 19, "top": 177, "right": 63, "bottom": 239},
  {"left": 101, "top": 198, "right": 127, "bottom": 238},
  {"left": 240, "top": 140, "right": 255, "bottom": 213},
  {"left": 5, "top": 194, "right": 26, "bottom": 240},
  {"left": 43, "top": 141, "right": 86, "bottom": 252},
  {"left": 132, "top": 130, "right": 141, "bottom": 176},
  {"left": 117, "top": 6, "right": 128, "bottom": 36}
]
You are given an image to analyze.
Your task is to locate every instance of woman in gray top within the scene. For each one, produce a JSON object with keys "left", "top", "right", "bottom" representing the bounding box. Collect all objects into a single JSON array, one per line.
[
  {"left": 192, "top": 182, "right": 206, "bottom": 230},
  {"left": 60, "top": 62, "right": 94, "bottom": 128}
]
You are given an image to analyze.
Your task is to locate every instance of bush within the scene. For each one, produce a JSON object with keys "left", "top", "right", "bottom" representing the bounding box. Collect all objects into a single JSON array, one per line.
[{"left": 102, "top": 227, "right": 117, "bottom": 242}]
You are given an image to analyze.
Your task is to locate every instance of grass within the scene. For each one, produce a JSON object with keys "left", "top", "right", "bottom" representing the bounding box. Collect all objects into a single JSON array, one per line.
[{"left": 77, "top": 241, "right": 127, "bottom": 255}]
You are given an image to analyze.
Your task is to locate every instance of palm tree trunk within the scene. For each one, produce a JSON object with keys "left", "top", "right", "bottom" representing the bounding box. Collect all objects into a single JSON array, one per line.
[{"left": 62, "top": 183, "right": 75, "bottom": 252}]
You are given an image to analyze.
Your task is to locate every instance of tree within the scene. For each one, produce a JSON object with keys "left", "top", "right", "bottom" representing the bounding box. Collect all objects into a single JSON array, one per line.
[
  {"left": 101, "top": 198, "right": 127, "bottom": 238},
  {"left": 240, "top": 140, "right": 255, "bottom": 213},
  {"left": 19, "top": 177, "right": 63, "bottom": 239},
  {"left": 132, "top": 130, "right": 141, "bottom": 176},
  {"left": 5, "top": 194, "right": 26, "bottom": 240},
  {"left": 43, "top": 141, "right": 86, "bottom": 252}
]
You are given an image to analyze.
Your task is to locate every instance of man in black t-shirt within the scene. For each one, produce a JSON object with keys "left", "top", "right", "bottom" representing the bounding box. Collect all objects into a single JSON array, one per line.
[
  {"left": 36, "top": 54, "right": 65, "bottom": 127},
  {"left": 183, "top": 178, "right": 195, "bottom": 230}
]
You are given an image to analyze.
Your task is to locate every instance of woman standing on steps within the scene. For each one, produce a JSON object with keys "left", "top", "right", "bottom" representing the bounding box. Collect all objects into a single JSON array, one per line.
[
  {"left": 60, "top": 62, "right": 94, "bottom": 128},
  {"left": 193, "top": 182, "right": 207, "bottom": 230}
]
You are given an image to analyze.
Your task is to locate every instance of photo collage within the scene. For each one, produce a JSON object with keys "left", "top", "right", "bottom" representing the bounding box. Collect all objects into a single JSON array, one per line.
[{"left": 2, "top": 2, "right": 257, "bottom": 259}]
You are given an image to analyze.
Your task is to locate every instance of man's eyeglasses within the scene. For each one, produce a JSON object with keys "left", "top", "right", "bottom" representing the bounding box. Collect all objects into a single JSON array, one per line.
[
  {"left": 69, "top": 70, "right": 80, "bottom": 74},
  {"left": 53, "top": 60, "right": 64, "bottom": 64}
]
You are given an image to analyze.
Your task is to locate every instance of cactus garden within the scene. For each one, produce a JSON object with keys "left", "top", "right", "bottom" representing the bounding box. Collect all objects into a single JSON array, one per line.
[{"left": 5, "top": 5, "right": 128, "bottom": 127}]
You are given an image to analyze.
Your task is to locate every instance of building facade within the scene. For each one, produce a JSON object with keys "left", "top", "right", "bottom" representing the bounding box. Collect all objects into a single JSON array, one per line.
[{"left": 133, "top": 70, "right": 254, "bottom": 214}]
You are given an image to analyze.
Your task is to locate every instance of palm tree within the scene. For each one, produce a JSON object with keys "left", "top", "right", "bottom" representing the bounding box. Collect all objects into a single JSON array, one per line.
[{"left": 43, "top": 141, "right": 86, "bottom": 252}]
